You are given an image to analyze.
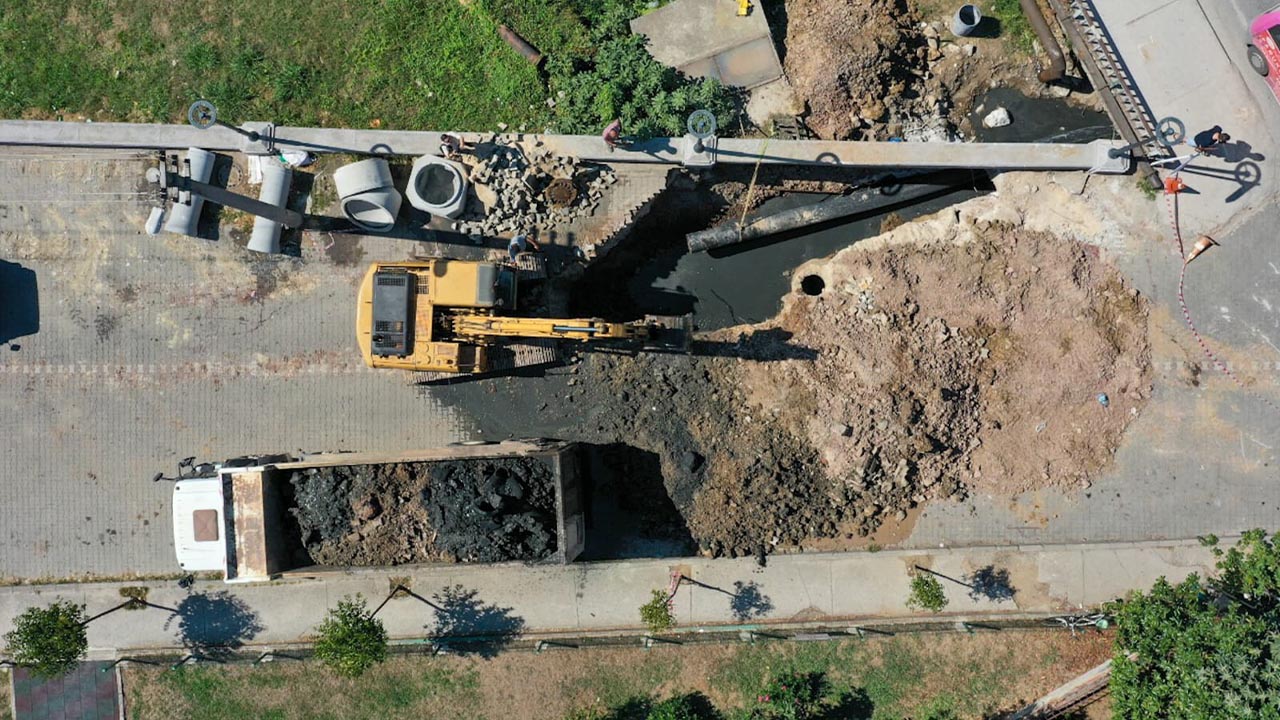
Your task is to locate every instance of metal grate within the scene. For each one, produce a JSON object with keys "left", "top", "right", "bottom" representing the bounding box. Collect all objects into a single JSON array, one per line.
[{"left": 1054, "top": 0, "right": 1169, "bottom": 159}]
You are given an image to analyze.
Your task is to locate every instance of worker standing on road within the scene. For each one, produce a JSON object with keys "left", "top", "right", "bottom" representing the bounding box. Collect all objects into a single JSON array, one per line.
[
  {"left": 602, "top": 119, "right": 623, "bottom": 152},
  {"left": 508, "top": 233, "right": 541, "bottom": 262},
  {"left": 1192, "top": 125, "right": 1230, "bottom": 155}
]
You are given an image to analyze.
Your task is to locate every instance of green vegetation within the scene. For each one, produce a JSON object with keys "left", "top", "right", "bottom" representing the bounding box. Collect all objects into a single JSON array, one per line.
[
  {"left": 906, "top": 574, "right": 949, "bottom": 613},
  {"left": 128, "top": 629, "right": 1088, "bottom": 719},
  {"left": 1109, "top": 530, "right": 1280, "bottom": 719},
  {"left": 640, "top": 589, "right": 676, "bottom": 634},
  {"left": 312, "top": 595, "right": 389, "bottom": 678},
  {"left": 1136, "top": 177, "right": 1159, "bottom": 201},
  {"left": 132, "top": 659, "right": 480, "bottom": 720},
  {"left": 0, "top": 0, "right": 733, "bottom": 137},
  {"left": 0, "top": 0, "right": 581, "bottom": 129},
  {"left": 546, "top": 0, "right": 736, "bottom": 138},
  {"left": 3, "top": 600, "right": 88, "bottom": 678},
  {"left": 985, "top": 0, "right": 1036, "bottom": 55}
]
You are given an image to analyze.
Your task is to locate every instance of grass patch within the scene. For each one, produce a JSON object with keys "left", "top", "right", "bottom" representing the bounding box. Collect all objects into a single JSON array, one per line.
[
  {"left": 125, "top": 630, "right": 1109, "bottom": 719},
  {"left": 128, "top": 659, "right": 481, "bottom": 720},
  {"left": 984, "top": 0, "right": 1037, "bottom": 55},
  {"left": 0, "top": 0, "right": 590, "bottom": 129}
]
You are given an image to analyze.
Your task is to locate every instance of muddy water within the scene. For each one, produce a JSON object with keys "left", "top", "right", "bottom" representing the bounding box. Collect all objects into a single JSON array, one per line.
[
  {"left": 970, "top": 86, "right": 1113, "bottom": 143},
  {"left": 627, "top": 180, "right": 987, "bottom": 331}
]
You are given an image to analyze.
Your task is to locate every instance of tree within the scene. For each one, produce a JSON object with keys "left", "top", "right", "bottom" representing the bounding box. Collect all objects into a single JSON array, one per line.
[
  {"left": 312, "top": 595, "right": 388, "bottom": 677},
  {"left": 906, "top": 574, "right": 948, "bottom": 613},
  {"left": 639, "top": 589, "right": 676, "bottom": 634},
  {"left": 1109, "top": 530, "right": 1280, "bottom": 719},
  {"left": 3, "top": 600, "right": 88, "bottom": 678}
]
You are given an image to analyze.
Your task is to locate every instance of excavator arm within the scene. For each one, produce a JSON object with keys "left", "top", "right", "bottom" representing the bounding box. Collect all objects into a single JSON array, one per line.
[{"left": 451, "top": 316, "right": 652, "bottom": 343}]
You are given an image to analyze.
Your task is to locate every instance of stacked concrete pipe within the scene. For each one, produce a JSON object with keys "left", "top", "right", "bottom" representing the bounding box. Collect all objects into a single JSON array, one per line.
[
  {"left": 247, "top": 162, "right": 293, "bottom": 254},
  {"left": 163, "top": 147, "right": 214, "bottom": 237},
  {"left": 333, "top": 158, "right": 402, "bottom": 233}
]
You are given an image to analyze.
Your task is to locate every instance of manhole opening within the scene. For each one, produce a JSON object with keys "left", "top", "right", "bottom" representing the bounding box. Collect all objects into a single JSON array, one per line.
[{"left": 800, "top": 275, "right": 825, "bottom": 296}]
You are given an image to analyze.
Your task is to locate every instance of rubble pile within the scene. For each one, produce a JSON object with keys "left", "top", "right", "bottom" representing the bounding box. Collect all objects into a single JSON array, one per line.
[{"left": 454, "top": 140, "right": 618, "bottom": 238}]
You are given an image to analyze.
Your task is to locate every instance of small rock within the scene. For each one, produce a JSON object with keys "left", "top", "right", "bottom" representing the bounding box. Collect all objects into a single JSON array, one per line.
[
  {"left": 965, "top": 44, "right": 977, "bottom": 56},
  {"left": 895, "top": 510, "right": 908, "bottom": 521},
  {"left": 982, "top": 107, "right": 1012, "bottom": 129},
  {"left": 833, "top": 423, "right": 853, "bottom": 437},
  {"left": 497, "top": 122, "right": 509, "bottom": 131},
  {"left": 1080, "top": 478, "right": 1092, "bottom": 489}
]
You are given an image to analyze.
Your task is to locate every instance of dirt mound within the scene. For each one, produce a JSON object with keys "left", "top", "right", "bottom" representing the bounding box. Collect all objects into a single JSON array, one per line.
[
  {"left": 289, "top": 458, "right": 559, "bottom": 566},
  {"left": 559, "top": 227, "right": 1149, "bottom": 555},
  {"left": 782, "top": 0, "right": 931, "bottom": 139},
  {"left": 729, "top": 228, "right": 1150, "bottom": 535}
]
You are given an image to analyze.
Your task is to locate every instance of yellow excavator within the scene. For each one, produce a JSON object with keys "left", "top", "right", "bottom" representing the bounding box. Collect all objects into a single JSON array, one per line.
[{"left": 355, "top": 259, "right": 689, "bottom": 377}]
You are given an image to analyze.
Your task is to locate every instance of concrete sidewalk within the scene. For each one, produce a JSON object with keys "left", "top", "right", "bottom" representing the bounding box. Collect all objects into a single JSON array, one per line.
[
  {"left": 1092, "top": 0, "right": 1280, "bottom": 234},
  {"left": 0, "top": 540, "right": 1217, "bottom": 656}
]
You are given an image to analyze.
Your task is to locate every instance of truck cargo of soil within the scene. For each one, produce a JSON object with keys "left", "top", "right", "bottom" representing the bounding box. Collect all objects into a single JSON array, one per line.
[
  {"left": 292, "top": 456, "right": 560, "bottom": 566},
  {"left": 172, "top": 440, "right": 584, "bottom": 583}
]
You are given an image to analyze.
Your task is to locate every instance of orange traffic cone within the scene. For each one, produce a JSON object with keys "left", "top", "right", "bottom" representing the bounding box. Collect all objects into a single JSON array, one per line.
[
  {"left": 1163, "top": 175, "right": 1188, "bottom": 195},
  {"left": 1185, "top": 235, "right": 1218, "bottom": 265}
]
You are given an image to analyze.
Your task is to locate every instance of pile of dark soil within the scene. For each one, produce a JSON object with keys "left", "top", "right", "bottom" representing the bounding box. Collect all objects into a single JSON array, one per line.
[
  {"left": 288, "top": 457, "right": 559, "bottom": 566},
  {"left": 425, "top": 458, "right": 558, "bottom": 562}
]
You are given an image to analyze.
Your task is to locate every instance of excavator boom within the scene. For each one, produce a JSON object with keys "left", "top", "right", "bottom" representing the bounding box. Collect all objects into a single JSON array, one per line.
[{"left": 451, "top": 316, "right": 650, "bottom": 343}]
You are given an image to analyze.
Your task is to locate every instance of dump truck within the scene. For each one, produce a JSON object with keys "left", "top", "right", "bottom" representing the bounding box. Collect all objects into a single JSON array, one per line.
[
  {"left": 172, "top": 439, "right": 584, "bottom": 583},
  {"left": 355, "top": 259, "right": 688, "bottom": 378}
]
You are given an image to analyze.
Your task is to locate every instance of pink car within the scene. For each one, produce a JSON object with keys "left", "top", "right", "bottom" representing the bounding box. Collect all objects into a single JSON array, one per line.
[{"left": 1248, "top": 4, "right": 1280, "bottom": 98}]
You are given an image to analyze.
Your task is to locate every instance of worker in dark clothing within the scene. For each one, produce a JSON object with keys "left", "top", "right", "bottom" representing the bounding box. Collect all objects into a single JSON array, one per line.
[
  {"left": 507, "top": 233, "right": 541, "bottom": 262},
  {"left": 1193, "top": 126, "right": 1230, "bottom": 154}
]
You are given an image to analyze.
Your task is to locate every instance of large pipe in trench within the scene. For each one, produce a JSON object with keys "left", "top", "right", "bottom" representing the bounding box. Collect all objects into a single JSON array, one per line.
[
  {"left": 686, "top": 182, "right": 961, "bottom": 253},
  {"left": 1021, "top": 0, "right": 1066, "bottom": 83}
]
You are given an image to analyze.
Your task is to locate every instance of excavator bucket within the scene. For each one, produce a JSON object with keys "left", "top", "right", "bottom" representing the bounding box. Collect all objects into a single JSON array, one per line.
[{"left": 642, "top": 314, "right": 693, "bottom": 352}]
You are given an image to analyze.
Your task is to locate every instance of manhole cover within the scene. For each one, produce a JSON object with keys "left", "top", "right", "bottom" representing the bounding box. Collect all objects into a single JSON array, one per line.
[{"left": 545, "top": 177, "right": 578, "bottom": 207}]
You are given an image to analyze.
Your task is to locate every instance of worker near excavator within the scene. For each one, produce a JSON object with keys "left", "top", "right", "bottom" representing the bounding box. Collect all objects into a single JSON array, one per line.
[{"left": 508, "top": 233, "right": 540, "bottom": 262}]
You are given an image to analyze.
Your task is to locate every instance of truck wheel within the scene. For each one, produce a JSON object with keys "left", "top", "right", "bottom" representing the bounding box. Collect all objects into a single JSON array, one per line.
[{"left": 1248, "top": 45, "right": 1269, "bottom": 76}]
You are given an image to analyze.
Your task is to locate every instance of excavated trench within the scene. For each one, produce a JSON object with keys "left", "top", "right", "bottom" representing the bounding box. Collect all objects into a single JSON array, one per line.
[{"left": 434, "top": 96, "right": 1124, "bottom": 559}]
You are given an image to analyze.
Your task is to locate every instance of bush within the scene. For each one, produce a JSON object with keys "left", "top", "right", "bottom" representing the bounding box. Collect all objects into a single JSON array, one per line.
[
  {"left": 906, "top": 574, "right": 948, "bottom": 613},
  {"left": 546, "top": 0, "right": 736, "bottom": 138},
  {"left": 312, "top": 595, "right": 388, "bottom": 677},
  {"left": 3, "top": 601, "right": 88, "bottom": 678},
  {"left": 751, "top": 671, "right": 825, "bottom": 720},
  {"left": 639, "top": 589, "right": 676, "bottom": 634},
  {"left": 648, "top": 694, "right": 708, "bottom": 720}
]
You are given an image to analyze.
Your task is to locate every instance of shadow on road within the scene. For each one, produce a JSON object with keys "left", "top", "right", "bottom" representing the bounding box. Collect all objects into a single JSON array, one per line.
[
  {"left": 427, "top": 584, "right": 525, "bottom": 657},
  {"left": 0, "top": 260, "right": 39, "bottom": 349},
  {"left": 167, "top": 591, "right": 264, "bottom": 660},
  {"left": 966, "top": 565, "right": 1017, "bottom": 603},
  {"left": 730, "top": 580, "right": 775, "bottom": 621}
]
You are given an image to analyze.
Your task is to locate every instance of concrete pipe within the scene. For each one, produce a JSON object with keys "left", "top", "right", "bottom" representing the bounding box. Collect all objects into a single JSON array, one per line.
[
  {"left": 1020, "top": 0, "right": 1066, "bottom": 83},
  {"left": 406, "top": 155, "right": 468, "bottom": 219},
  {"left": 163, "top": 147, "right": 215, "bottom": 237},
  {"left": 498, "top": 24, "right": 544, "bottom": 66},
  {"left": 951, "top": 4, "right": 982, "bottom": 36},
  {"left": 248, "top": 162, "right": 293, "bottom": 254},
  {"left": 686, "top": 182, "right": 961, "bottom": 253},
  {"left": 333, "top": 158, "right": 402, "bottom": 234}
]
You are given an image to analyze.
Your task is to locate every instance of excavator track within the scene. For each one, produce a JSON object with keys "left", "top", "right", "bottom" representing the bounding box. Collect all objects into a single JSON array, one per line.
[{"left": 411, "top": 338, "right": 561, "bottom": 385}]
